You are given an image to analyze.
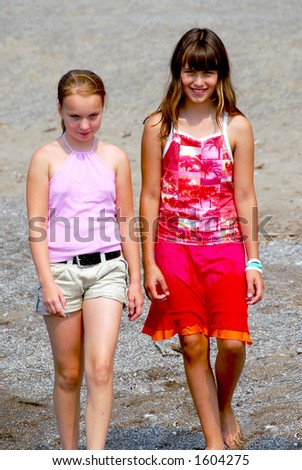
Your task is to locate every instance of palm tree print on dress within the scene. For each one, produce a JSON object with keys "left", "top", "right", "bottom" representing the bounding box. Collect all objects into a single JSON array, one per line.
[{"left": 157, "top": 123, "right": 242, "bottom": 245}]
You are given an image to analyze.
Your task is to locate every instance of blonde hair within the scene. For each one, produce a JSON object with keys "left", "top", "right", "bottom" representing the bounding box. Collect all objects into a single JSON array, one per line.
[{"left": 57, "top": 69, "right": 106, "bottom": 132}]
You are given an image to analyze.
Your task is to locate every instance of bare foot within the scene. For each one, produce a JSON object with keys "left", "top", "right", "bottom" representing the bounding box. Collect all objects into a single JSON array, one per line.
[{"left": 220, "top": 409, "right": 245, "bottom": 450}]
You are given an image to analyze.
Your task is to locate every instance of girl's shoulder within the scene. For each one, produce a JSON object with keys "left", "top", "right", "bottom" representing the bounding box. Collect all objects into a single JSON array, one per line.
[
  {"left": 227, "top": 113, "right": 252, "bottom": 133},
  {"left": 30, "top": 139, "right": 62, "bottom": 166},
  {"left": 97, "top": 139, "right": 127, "bottom": 159},
  {"left": 144, "top": 111, "right": 162, "bottom": 130},
  {"left": 95, "top": 139, "right": 129, "bottom": 173},
  {"left": 142, "top": 112, "right": 163, "bottom": 145},
  {"left": 227, "top": 113, "right": 254, "bottom": 150}
]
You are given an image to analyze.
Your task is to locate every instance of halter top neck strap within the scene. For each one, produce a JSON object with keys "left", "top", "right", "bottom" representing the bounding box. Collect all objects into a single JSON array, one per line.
[{"left": 63, "top": 133, "right": 96, "bottom": 153}]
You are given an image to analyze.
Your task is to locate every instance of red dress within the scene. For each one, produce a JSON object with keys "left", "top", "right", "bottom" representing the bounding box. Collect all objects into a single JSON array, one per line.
[{"left": 142, "top": 115, "right": 251, "bottom": 344}]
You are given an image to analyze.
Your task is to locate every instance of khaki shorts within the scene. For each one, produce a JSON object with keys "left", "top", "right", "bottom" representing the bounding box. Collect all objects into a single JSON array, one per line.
[{"left": 36, "top": 256, "right": 128, "bottom": 315}]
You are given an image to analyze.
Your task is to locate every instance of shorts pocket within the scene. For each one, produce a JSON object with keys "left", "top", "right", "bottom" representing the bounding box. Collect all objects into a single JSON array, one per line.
[
  {"left": 50, "top": 263, "right": 68, "bottom": 280},
  {"left": 120, "top": 257, "right": 128, "bottom": 272}
]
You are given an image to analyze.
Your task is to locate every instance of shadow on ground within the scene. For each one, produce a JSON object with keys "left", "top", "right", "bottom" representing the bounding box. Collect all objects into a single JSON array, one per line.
[{"left": 34, "top": 426, "right": 302, "bottom": 451}]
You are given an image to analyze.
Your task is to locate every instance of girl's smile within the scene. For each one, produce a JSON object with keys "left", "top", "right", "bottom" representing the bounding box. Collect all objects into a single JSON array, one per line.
[{"left": 190, "top": 88, "right": 207, "bottom": 96}]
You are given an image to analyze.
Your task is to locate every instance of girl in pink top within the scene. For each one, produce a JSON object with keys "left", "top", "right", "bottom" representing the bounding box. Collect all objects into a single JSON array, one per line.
[
  {"left": 140, "top": 29, "right": 265, "bottom": 450},
  {"left": 27, "top": 70, "right": 143, "bottom": 449}
]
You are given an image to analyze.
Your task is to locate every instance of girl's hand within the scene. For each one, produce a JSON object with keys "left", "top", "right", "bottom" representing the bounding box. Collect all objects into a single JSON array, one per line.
[
  {"left": 144, "top": 264, "right": 170, "bottom": 302},
  {"left": 42, "top": 282, "right": 67, "bottom": 317},
  {"left": 246, "top": 270, "right": 265, "bottom": 305},
  {"left": 127, "top": 282, "right": 144, "bottom": 321}
]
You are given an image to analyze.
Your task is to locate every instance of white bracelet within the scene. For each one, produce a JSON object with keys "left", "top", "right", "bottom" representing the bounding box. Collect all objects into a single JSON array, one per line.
[
  {"left": 247, "top": 258, "right": 261, "bottom": 264},
  {"left": 245, "top": 266, "right": 262, "bottom": 274}
]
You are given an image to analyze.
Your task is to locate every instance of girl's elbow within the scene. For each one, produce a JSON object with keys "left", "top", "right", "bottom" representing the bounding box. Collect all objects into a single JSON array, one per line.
[{"left": 235, "top": 187, "right": 257, "bottom": 204}]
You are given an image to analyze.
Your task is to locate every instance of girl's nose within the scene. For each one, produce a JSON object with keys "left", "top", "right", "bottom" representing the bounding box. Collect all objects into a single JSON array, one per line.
[
  {"left": 80, "top": 118, "right": 89, "bottom": 129},
  {"left": 194, "top": 73, "right": 205, "bottom": 86}
]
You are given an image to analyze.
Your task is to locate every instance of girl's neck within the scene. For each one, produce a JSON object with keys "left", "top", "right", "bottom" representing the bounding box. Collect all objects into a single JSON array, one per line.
[
  {"left": 62, "top": 133, "right": 96, "bottom": 153},
  {"left": 180, "top": 99, "right": 217, "bottom": 121},
  {"left": 178, "top": 103, "right": 219, "bottom": 138}
]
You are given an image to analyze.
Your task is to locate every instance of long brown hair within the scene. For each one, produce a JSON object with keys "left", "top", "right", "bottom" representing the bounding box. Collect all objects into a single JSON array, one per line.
[
  {"left": 151, "top": 28, "right": 242, "bottom": 139},
  {"left": 57, "top": 69, "right": 106, "bottom": 132}
]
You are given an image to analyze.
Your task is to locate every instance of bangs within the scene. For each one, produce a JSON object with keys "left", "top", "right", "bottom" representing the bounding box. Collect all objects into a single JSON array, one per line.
[{"left": 182, "top": 43, "right": 219, "bottom": 71}]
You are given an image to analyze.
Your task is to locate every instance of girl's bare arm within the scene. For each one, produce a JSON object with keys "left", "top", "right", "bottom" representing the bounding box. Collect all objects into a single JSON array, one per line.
[
  {"left": 26, "top": 147, "right": 66, "bottom": 316},
  {"left": 139, "top": 114, "right": 170, "bottom": 301},
  {"left": 115, "top": 146, "right": 144, "bottom": 320},
  {"left": 230, "top": 115, "right": 265, "bottom": 304}
]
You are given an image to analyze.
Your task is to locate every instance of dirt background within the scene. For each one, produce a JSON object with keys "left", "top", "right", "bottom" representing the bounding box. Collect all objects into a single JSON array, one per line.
[{"left": 1, "top": 0, "right": 302, "bottom": 452}]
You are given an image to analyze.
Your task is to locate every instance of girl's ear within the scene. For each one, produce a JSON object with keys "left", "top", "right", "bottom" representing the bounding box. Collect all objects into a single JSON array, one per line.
[{"left": 58, "top": 104, "right": 63, "bottom": 117}]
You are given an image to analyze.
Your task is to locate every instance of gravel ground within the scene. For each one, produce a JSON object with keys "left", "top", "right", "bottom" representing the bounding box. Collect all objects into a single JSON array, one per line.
[
  {"left": 1, "top": 0, "right": 302, "bottom": 453},
  {"left": 1, "top": 199, "right": 302, "bottom": 450}
]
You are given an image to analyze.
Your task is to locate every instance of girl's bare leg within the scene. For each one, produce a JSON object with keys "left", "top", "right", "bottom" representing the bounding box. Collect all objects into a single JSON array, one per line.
[
  {"left": 83, "top": 297, "right": 123, "bottom": 450},
  {"left": 179, "top": 333, "right": 225, "bottom": 450},
  {"left": 215, "top": 339, "right": 246, "bottom": 449},
  {"left": 44, "top": 310, "right": 84, "bottom": 450}
]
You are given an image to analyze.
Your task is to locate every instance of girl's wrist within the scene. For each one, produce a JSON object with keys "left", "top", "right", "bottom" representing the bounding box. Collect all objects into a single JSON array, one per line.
[
  {"left": 245, "top": 258, "right": 262, "bottom": 274},
  {"left": 128, "top": 277, "right": 142, "bottom": 286}
]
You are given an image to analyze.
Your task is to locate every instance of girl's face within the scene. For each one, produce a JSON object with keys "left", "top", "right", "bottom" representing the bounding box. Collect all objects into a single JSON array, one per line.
[
  {"left": 59, "top": 93, "right": 103, "bottom": 143},
  {"left": 180, "top": 63, "right": 218, "bottom": 105}
]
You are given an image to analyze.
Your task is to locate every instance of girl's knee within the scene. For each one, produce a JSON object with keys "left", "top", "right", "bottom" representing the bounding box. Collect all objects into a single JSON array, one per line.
[
  {"left": 86, "top": 361, "right": 113, "bottom": 387},
  {"left": 180, "top": 333, "right": 209, "bottom": 363},
  {"left": 218, "top": 339, "right": 246, "bottom": 357},
  {"left": 55, "top": 366, "right": 83, "bottom": 391}
]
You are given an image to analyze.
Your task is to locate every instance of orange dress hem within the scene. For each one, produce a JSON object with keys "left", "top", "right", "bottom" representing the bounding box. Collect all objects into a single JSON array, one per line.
[{"left": 142, "top": 325, "right": 252, "bottom": 345}]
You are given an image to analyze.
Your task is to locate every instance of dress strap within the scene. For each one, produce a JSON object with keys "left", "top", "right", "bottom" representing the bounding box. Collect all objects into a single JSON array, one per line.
[
  {"left": 163, "top": 125, "right": 174, "bottom": 158},
  {"left": 63, "top": 133, "right": 74, "bottom": 152},
  {"left": 222, "top": 112, "right": 228, "bottom": 131},
  {"left": 63, "top": 133, "right": 96, "bottom": 153},
  {"left": 222, "top": 113, "right": 234, "bottom": 163}
]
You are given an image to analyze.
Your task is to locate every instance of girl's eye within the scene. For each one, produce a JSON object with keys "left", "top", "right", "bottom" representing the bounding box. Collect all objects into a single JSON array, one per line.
[
  {"left": 70, "top": 115, "right": 80, "bottom": 119},
  {"left": 204, "top": 70, "right": 217, "bottom": 76},
  {"left": 89, "top": 114, "right": 99, "bottom": 120}
]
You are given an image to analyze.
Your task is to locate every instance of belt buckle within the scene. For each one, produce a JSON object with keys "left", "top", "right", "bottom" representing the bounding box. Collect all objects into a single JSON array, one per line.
[{"left": 75, "top": 255, "right": 83, "bottom": 268}]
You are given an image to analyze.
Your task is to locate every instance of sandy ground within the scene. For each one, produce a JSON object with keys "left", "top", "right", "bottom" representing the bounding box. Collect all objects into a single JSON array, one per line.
[{"left": 1, "top": 0, "right": 302, "bottom": 453}]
